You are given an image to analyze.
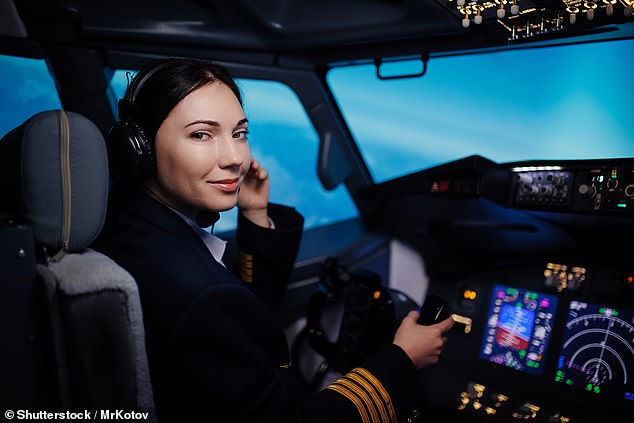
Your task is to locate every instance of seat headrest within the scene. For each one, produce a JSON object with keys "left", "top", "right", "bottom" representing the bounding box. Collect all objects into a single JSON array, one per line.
[{"left": 0, "top": 110, "right": 109, "bottom": 258}]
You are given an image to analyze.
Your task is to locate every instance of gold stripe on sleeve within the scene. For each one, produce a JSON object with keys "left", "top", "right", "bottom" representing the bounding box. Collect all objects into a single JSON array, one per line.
[
  {"left": 327, "top": 384, "right": 371, "bottom": 423},
  {"left": 353, "top": 368, "right": 397, "bottom": 423},
  {"left": 238, "top": 251, "right": 253, "bottom": 283},
  {"left": 346, "top": 371, "right": 391, "bottom": 423},
  {"left": 338, "top": 377, "right": 380, "bottom": 423}
]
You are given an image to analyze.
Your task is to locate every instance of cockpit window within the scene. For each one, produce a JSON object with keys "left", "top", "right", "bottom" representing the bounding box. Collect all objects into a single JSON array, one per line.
[
  {"left": 109, "top": 71, "right": 358, "bottom": 233},
  {"left": 0, "top": 55, "right": 62, "bottom": 138},
  {"left": 327, "top": 39, "right": 634, "bottom": 183}
]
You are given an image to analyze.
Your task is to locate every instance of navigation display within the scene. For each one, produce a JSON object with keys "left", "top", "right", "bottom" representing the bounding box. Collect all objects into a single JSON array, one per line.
[
  {"left": 480, "top": 285, "right": 558, "bottom": 375},
  {"left": 554, "top": 301, "right": 634, "bottom": 402}
]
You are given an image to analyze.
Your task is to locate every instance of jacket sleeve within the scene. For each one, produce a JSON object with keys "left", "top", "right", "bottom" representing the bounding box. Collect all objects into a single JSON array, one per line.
[
  {"left": 236, "top": 203, "right": 304, "bottom": 311},
  {"left": 313, "top": 344, "right": 427, "bottom": 423},
  {"left": 170, "top": 283, "right": 426, "bottom": 423}
]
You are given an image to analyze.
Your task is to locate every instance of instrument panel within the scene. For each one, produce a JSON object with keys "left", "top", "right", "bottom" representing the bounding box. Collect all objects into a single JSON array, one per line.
[
  {"left": 411, "top": 157, "right": 634, "bottom": 220},
  {"left": 475, "top": 283, "right": 634, "bottom": 404},
  {"left": 424, "top": 259, "right": 634, "bottom": 422},
  {"left": 344, "top": 156, "right": 634, "bottom": 421},
  {"left": 511, "top": 164, "right": 634, "bottom": 215}
]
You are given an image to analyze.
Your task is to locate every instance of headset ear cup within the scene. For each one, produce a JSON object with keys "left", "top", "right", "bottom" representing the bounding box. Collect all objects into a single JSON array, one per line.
[
  {"left": 106, "top": 121, "right": 155, "bottom": 186},
  {"left": 127, "top": 122, "right": 155, "bottom": 179}
]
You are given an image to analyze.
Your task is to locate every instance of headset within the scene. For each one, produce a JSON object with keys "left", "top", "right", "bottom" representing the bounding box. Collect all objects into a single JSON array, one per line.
[{"left": 107, "top": 62, "right": 171, "bottom": 184}]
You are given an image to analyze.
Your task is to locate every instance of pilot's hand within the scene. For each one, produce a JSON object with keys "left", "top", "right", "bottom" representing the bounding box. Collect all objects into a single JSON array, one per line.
[
  {"left": 238, "top": 159, "right": 271, "bottom": 228},
  {"left": 393, "top": 311, "right": 454, "bottom": 369}
]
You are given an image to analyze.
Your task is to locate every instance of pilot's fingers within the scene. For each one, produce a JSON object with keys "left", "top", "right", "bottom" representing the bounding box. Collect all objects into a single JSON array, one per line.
[
  {"left": 249, "top": 160, "right": 268, "bottom": 180},
  {"left": 405, "top": 310, "right": 420, "bottom": 323},
  {"left": 255, "top": 166, "right": 268, "bottom": 180},
  {"left": 435, "top": 315, "right": 455, "bottom": 333},
  {"left": 245, "top": 159, "right": 268, "bottom": 180}
]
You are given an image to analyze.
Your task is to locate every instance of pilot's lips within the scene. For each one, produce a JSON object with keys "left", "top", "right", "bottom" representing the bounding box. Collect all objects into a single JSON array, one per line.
[{"left": 209, "top": 179, "right": 239, "bottom": 192}]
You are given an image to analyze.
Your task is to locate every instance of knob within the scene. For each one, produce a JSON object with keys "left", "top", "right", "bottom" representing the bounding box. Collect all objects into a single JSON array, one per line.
[
  {"left": 512, "top": 403, "right": 540, "bottom": 419},
  {"left": 578, "top": 183, "right": 595, "bottom": 197},
  {"left": 546, "top": 174, "right": 565, "bottom": 185},
  {"left": 547, "top": 413, "right": 570, "bottom": 423},
  {"left": 606, "top": 178, "right": 618, "bottom": 189},
  {"left": 487, "top": 392, "right": 508, "bottom": 407},
  {"left": 528, "top": 185, "right": 540, "bottom": 194},
  {"left": 518, "top": 173, "right": 533, "bottom": 184},
  {"left": 466, "top": 382, "right": 485, "bottom": 398}
]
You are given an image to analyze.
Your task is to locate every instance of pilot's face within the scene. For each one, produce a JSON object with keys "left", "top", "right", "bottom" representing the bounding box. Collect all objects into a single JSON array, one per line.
[{"left": 148, "top": 81, "right": 251, "bottom": 217}]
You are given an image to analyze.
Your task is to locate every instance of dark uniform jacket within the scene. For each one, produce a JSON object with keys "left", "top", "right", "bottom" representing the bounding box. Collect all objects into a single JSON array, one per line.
[{"left": 97, "top": 190, "right": 426, "bottom": 422}]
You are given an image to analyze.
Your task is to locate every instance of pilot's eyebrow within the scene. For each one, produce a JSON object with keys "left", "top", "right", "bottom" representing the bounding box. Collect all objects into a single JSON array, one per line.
[
  {"left": 185, "top": 119, "right": 219, "bottom": 128},
  {"left": 185, "top": 118, "right": 248, "bottom": 128}
]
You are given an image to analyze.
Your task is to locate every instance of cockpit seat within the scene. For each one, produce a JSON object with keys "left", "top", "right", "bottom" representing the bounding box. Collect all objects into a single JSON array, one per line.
[{"left": 0, "top": 110, "right": 155, "bottom": 419}]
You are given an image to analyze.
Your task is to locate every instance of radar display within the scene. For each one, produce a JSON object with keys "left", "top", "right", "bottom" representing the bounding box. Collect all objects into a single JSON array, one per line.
[{"left": 555, "top": 301, "right": 634, "bottom": 402}]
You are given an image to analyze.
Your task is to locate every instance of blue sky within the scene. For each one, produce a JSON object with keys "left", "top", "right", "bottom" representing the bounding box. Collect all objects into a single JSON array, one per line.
[{"left": 328, "top": 39, "right": 634, "bottom": 182}]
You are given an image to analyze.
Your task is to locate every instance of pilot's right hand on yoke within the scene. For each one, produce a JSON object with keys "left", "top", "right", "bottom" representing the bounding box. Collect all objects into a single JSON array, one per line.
[{"left": 393, "top": 311, "right": 454, "bottom": 369}]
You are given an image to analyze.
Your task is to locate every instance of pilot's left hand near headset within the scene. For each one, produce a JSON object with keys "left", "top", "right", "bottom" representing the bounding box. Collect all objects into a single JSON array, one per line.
[{"left": 238, "top": 158, "right": 272, "bottom": 227}]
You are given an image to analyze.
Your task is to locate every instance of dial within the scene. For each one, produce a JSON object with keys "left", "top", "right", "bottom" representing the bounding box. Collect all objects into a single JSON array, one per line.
[{"left": 554, "top": 301, "right": 634, "bottom": 401}]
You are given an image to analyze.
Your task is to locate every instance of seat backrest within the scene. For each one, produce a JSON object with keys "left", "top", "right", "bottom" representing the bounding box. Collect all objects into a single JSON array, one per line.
[{"left": 0, "top": 110, "right": 156, "bottom": 419}]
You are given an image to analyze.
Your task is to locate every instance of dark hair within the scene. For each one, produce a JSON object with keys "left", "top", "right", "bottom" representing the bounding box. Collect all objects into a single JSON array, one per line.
[{"left": 123, "top": 58, "right": 242, "bottom": 143}]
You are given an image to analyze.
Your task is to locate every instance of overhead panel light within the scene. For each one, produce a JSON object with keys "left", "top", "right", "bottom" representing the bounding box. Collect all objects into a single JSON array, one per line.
[{"left": 444, "top": 0, "right": 633, "bottom": 42}]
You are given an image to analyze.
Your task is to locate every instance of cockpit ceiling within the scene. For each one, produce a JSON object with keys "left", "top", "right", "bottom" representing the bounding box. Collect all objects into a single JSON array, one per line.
[{"left": 7, "top": 0, "right": 634, "bottom": 62}]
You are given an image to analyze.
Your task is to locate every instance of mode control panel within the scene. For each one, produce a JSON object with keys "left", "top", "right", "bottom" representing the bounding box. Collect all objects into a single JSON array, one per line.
[
  {"left": 512, "top": 166, "right": 634, "bottom": 215},
  {"left": 572, "top": 167, "right": 634, "bottom": 213}
]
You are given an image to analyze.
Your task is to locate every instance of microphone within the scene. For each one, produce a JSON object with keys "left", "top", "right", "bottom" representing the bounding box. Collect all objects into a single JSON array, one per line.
[{"left": 195, "top": 210, "right": 220, "bottom": 228}]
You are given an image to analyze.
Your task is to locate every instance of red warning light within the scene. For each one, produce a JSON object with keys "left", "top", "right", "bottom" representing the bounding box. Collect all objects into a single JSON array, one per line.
[{"left": 430, "top": 180, "right": 451, "bottom": 193}]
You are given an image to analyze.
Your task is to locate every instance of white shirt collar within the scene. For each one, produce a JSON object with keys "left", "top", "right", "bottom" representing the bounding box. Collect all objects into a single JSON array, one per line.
[{"left": 171, "top": 208, "right": 227, "bottom": 267}]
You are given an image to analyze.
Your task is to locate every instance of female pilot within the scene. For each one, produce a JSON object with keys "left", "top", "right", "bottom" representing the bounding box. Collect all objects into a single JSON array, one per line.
[{"left": 97, "top": 57, "right": 454, "bottom": 422}]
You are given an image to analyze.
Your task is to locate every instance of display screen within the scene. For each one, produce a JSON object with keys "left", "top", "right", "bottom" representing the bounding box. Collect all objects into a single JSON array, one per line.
[
  {"left": 480, "top": 285, "right": 558, "bottom": 375},
  {"left": 554, "top": 301, "right": 634, "bottom": 402}
]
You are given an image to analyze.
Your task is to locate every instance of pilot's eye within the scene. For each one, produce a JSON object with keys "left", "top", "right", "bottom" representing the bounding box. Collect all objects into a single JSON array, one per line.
[
  {"left": 191, "top": 131, "right": 210, "bottom": 141},
  {"left": 233, "top": 129, "right": 249, "bottom": 140}
]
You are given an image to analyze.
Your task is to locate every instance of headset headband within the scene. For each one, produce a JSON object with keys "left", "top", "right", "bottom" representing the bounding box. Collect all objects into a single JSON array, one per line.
[{"left": 118, "top": 60, "right": 171, "bottom": 121}]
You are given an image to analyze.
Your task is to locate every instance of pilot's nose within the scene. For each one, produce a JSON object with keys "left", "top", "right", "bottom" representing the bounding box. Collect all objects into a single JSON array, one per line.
[{"left": 217, "top": 136, "right": 246, "bottom": 169}]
